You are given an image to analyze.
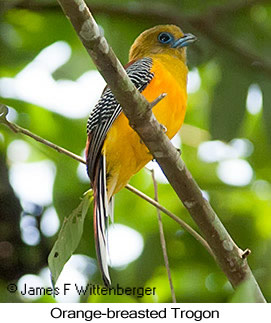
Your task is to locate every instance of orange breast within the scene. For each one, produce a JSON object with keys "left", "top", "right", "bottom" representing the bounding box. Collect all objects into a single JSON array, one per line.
[{"left": 103, "top": 56, "right": 188, "bottom": 198}]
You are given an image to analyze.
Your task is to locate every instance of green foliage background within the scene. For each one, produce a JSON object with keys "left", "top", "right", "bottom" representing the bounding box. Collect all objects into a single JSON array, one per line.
[{"left": 0, "top": 0, "right": 271, "bottom": 303}]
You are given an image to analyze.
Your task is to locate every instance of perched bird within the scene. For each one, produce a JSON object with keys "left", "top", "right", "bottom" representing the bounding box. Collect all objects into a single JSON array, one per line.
[{"left": 86, "top": 25, "right": 196, "bottom": 286}]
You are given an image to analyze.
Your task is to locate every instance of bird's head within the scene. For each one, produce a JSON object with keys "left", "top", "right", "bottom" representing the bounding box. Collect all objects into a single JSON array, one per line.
[{"left": 129, "top": 25, "right": 196, "bottom": 62}]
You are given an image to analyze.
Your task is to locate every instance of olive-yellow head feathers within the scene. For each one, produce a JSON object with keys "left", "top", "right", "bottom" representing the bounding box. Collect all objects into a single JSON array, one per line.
[{"left": 129, "top": 24, "right": 196, "bottom": 62}]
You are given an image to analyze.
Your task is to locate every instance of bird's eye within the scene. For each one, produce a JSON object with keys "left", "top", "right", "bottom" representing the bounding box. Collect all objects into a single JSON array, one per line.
[{"left": 158, "top": 32, "right": 173, "bottom": 44}]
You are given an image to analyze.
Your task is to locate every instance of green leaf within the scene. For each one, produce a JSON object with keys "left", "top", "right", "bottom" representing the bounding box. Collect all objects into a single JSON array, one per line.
[
  {"left": 48, "top": 190, "right": 93, "bottom": 285},
  {"left": 209, "top": 60, "right": 252, "bottom": 141}
]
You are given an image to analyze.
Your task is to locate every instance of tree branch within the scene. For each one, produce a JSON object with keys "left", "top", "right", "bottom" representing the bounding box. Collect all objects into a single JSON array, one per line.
[
  {"left": 6, "top": 0, "right": 271, "bottom": 78},
  {"left": 9, "top": 0, "right": 269, "bottom": 15},
  {"left": 201, "top": 0, "right": 271, "bottom": 20},
  {"left": 55, "top": 0, "right": 266, "bottom": 302}
]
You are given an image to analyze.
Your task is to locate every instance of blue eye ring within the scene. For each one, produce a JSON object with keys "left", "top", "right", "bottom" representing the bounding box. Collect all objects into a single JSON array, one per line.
[{"left": 158, "top": 32, "right": 174, "bottom": 44}]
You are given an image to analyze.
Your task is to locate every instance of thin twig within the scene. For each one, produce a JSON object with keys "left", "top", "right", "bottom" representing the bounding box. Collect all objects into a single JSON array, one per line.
[
  {"left": 0, "top": 104, "right": 213, "bottom": 258},
  {"left": 149, "top": 93, "right": 167, "bottom": 110},
  {"left": 125, "top": 184, "right": 214, "bottom": 258},
  {"left": 0, "top": 104, "right": 85, "bottom": 164},
  {"left": 151, "top": 169, "right": 176, "bottom": 303},
  {"left": 242, "top": 248, "right": 252, "bottom": 259}
]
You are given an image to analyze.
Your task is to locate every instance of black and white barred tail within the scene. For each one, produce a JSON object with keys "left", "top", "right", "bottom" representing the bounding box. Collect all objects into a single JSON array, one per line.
[
  {"left": 93, "top": 154, "right": 114, "bottom": 287},
  {"left": 87, "top": 57, "right": 153, "bottom": 286}
]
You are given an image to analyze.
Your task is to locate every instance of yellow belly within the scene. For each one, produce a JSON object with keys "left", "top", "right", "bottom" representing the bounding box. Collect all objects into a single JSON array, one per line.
[{"left": 103, "top": 57, "right": 187, "bottom": 198}]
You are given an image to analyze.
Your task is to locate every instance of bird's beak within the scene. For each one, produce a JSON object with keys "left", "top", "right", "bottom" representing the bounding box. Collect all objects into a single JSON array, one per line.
[{"left": 172, "top": 33, "right": 197, "bottom": 48}]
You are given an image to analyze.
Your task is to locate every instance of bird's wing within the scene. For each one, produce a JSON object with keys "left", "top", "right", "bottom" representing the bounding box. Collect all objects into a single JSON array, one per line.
[
  {"left": 86, "top": 57, "right": 154, "bottom": 181},
  {"left": 86, "top": 57, "right": 154, "bottom": 286}
]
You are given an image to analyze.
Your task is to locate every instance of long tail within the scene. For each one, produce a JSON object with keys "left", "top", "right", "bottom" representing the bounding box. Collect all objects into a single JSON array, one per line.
[{"left": 93, "top": 154, "right": 113, "bottom": 287}]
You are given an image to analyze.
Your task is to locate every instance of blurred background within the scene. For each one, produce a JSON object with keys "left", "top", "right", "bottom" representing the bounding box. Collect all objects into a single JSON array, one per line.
[{"left": 0, "top": 0, "right": 271, "bottom": 303}]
